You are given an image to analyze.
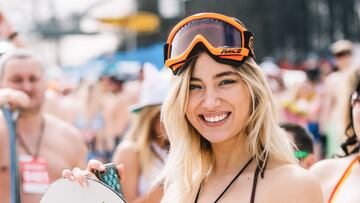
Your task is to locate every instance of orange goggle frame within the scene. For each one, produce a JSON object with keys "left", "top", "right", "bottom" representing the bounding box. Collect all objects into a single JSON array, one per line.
[{"left": 164, "top": 13, "right": 255, "bottom": 75}]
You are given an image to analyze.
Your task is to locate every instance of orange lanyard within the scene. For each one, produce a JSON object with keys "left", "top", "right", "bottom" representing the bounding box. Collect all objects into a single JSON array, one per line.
[{"left": 328, "top": 156, "right": 359, "bottom": 203}]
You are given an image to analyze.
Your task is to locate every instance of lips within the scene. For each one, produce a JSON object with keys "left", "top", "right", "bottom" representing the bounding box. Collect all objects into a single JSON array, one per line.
[{"left": 199, "top": 112, "right": 231, "bottom": 124}]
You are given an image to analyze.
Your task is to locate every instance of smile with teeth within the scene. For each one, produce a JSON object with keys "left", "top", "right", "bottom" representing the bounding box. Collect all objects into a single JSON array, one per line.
[{"left": 201, "top": 112, "right": 230, "bottom": 123}]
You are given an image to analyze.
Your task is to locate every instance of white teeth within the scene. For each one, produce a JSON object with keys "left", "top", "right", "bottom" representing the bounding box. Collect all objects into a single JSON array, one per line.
[{"left": 203, "top": 113, "right": 228, "bottom": 123}]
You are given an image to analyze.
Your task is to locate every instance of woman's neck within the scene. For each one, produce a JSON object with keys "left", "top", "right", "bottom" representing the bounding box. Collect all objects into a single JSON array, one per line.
[{"left": 211, "top": 134, "right": 251, "bottom": 175}]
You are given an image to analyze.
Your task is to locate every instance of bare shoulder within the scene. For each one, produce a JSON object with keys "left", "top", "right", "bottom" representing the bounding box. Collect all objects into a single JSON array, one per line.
[
  {"left": 112, "top": 140, "right": 139, "bottom": 164},
  {"left": 310, "top": 156, "right": 354, "bottom": 182},
  {"left": 269, "top": 164, "right": 321, "bottom": 187},
  {"left": 325, "top": 72, "right": 341, "bottom": 84},
  {"left": 44, "top": 113, "right": 87, "bottom": 166},
  {"left": 44, "top": 113, "right": 85, "bottom": 152},
  {"left": 264, "top": 163, "right": 323, "bottom": 203},
  {"left": 44, "top": 113, "right": 82, "bottom": 140},
  {"left": 112, "top": 140, "right": 140, "bottom": 177}
]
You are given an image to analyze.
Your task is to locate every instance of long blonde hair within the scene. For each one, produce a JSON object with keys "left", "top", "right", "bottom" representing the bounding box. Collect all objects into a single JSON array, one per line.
[
  {"left": 124, "top": 105, "right": 162, "bottom": 178},
  {"left": 160, "top": 54, "right": 296, "bottom": 202}
]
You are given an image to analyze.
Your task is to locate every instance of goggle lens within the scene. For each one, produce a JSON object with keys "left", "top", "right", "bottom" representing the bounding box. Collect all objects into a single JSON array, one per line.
[{"left": 169, "top": 18, "right": 243, "bottom": 59}]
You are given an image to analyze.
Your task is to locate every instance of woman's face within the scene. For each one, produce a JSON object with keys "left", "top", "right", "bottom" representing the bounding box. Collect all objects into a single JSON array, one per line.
[
  {"left": 185, "top": 53, "right": 251, "bottom": 144},
  {"left": 351, "top": 92, "right": 360, "bottom": 140}
]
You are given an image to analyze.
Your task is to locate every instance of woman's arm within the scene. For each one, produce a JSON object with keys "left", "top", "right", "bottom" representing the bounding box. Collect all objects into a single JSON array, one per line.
[{"left": 112, "top": 141, "right": 144, "bottom": 203}]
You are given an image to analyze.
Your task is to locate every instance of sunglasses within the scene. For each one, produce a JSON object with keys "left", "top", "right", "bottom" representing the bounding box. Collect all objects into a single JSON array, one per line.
[
  {"left": 294, "top": 150, "right": 309, "bottom": 159},
  {"left": 334, "top": 50, "right": 352, "bottom": 58},
  {"left": 164, "top": 13, "right": 255, "bottom": 75}
]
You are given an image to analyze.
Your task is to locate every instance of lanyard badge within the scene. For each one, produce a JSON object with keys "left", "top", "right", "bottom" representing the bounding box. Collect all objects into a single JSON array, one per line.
[{"left": 19, "top": 154, "right": 50, "bottom": 194}]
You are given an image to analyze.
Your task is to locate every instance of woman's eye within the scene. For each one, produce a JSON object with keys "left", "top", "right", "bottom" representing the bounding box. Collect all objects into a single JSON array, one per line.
[
  {"left": 219, "top": 80, "right": 236, "bottom": 86},
  {"left": 189, "top": 84, "right": 202, "bottom": 90}
]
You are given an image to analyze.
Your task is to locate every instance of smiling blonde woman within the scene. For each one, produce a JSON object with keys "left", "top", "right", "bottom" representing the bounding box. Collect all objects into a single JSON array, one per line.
[
  {"left": 62, "top": 13, "right": 323, "bottom": 203},
  {"left": 159, "top": 12, "right": 323, "bottom": 203}
]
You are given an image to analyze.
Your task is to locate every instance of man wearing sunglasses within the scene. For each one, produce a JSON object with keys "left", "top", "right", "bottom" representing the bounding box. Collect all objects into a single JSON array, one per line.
[{"left": 281, "top": 123, "right": 315, "bottom": 169}]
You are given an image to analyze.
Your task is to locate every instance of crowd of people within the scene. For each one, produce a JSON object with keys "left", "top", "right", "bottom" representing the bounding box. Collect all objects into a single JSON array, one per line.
[{"left": 0, "top": 10, "right": 359, "bottom": 203}]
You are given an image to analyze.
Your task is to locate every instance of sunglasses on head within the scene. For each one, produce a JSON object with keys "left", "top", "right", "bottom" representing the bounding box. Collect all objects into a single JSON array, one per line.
[{"left": 164, "top": 13, "right": 255, "bottom": 75}]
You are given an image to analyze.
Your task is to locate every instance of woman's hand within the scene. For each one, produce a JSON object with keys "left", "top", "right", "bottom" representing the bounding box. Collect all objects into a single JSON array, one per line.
[{"left": 62, "top": 159, "right": 125, "bottom": 188}]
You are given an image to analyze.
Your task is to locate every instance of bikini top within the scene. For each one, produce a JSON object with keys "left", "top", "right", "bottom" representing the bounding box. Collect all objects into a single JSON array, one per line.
[
  {"left": 194, "top": 157, "right": 268, "bottom": 203},
  {"left": 328, "top": 156, "right": 359, "bottom": 203}
]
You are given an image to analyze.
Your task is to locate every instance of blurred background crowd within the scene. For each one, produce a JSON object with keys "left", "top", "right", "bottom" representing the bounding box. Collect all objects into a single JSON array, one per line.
[
  {"left": 1, "top": 0, "right": 360, "bottom": 201},
  {"left": 1, "top": 0, "right": 360, "bottom": 165}
]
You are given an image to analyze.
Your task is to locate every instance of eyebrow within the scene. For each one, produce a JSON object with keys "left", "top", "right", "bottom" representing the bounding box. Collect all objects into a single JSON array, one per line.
[
  {"left": 214, "top": 71, "right": 238, "bottom": 79},
  {"left": 190, "top": 71, "right": 238, "bottom": 81}
]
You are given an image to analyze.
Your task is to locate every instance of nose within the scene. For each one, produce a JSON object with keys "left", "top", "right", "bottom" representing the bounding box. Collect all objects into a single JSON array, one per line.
[
  {"left": 202, "top": 88, "right": 221, "bottom": 109},
  {"left": 21, "top": 81, "right": 34, "bottom": 94}
]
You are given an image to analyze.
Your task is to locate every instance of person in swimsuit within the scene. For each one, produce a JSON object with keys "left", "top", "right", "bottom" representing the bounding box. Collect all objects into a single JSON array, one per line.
[
  {"left": 311, "top": 69, "right": 360, "bottom": 203},
  {"left": 63, "top": 13, "right": 323, "bottom": 203},
  {"left": 110, "top": 64, "right": 170, "bottom": 202}
]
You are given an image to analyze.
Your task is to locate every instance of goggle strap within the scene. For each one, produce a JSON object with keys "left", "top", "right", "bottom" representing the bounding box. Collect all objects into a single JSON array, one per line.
[
  {"left": 164, "top": 43, "right": 170, "bottom": 63},
  {"left": 244, "top": 31, "right": 255, "bottom": 59}
]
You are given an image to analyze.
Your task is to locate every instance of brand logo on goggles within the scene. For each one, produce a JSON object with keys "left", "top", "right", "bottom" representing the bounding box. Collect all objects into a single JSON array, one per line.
[
  {"left": 248, "top": 36, "right": 255, "bottom": 58},
  {"left": 249, "top": 37, "right": 254, "bottom": 52},
  {"left": 220, "top": 48, "right": 242, "bottom": 54}
]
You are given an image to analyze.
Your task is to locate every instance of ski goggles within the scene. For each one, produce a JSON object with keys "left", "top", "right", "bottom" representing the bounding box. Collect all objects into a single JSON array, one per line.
[{"left": 164, "top": 13, "right": 255, "bottom": 75}]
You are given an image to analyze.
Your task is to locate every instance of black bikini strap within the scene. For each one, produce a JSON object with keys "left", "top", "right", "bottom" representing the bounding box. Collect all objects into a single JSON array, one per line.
[
  {"left": 194, "top": 181, "right": 202, "bottom": 202},
  {"left": 214, "top": 157, "right": 253, "bottom": 202},
  {"left": 194, "top": 157, "right": 254, "bottom": 203},
  {"left": 250, "top": 163, "right": 260, "bottom": 203},
  {"left": 250, "top": 156, "right": 268, "bottom": 203}
]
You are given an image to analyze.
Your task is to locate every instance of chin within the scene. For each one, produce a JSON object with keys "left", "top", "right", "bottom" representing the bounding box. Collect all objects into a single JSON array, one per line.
[
  {"left": 22, "top": 104, "right": 42, "bottom": 114},
  {"left": 201, "top": 132, "right": 234, "bottom": 144}
]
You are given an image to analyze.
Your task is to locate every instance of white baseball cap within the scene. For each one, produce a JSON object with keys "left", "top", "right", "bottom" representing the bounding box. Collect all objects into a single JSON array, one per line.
[
  {"left": 129, "top": 63, "right": 172, "bottom": 112},
  {"left": 330, "top": 39, "right": 353, "bottom": 55}
]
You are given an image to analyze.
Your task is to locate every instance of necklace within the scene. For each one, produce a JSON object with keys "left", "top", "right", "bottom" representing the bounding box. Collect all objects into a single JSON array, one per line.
[
  {"left": 194, "top": 157, "right": 253, "bottom": 203},
  {"left": 17, "top": 117, "right": 46, "bottom": 159}
]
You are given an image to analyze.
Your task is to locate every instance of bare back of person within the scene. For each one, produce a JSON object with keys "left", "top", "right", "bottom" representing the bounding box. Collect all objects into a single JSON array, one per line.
[{"left": 0, "top": 113, "right": 87, "bottom": 203}]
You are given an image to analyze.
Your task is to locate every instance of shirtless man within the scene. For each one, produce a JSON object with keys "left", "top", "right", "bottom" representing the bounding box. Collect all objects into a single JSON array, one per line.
[
  {"left": 319, "top": 39, "right": 354, "bottom": 157},
  {"left": 0, "top": 49, "right": 87, "bottom": 203}
]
